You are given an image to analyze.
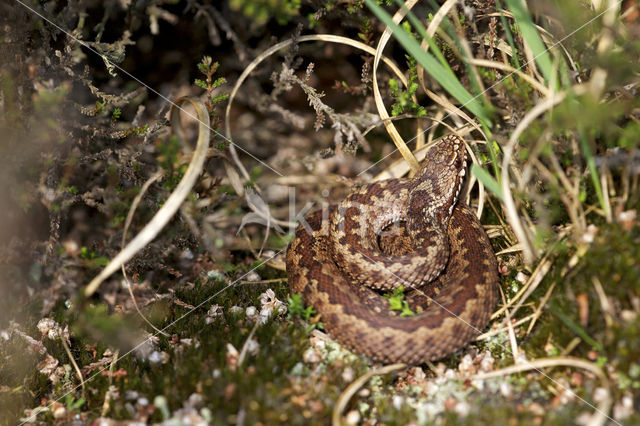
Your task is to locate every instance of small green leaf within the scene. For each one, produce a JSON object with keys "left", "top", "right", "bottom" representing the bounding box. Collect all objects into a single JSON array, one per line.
[
  {"left": 388, "top": 296, "right": 403, "bottom": 311},
  {"left": 211, "top": 77, "right": 227, "bottom": 89},
  {"left": 384, "top": 285, "right": 416, "bottom": 316},
  {"left": 95, "top": 101, "right": 106, "bottom": 114},
  {"left": 288, "top": 293, "right": 316, "bottom": 321},
  {"left": 212, "top": 93, "right": 229, "bottom": 104},
  {"left": 399, "top": 301, "right": 415, "bottom": 317}
]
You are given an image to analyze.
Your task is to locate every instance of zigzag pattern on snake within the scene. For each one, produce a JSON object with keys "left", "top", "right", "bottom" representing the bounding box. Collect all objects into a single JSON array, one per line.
[{"left": 286, "top": 135, "right": 499, "bottom": 364}]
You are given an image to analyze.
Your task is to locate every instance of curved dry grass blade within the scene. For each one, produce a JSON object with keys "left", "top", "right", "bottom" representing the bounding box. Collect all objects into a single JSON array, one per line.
[
  {"left": 366, "top": 0, "right": 492, "bottom": 127},
  {"left": 504, "top": 0, "right": 557, "bottom": 87},
  {"left": 370, "top": 0, "right": 421, "bottom": 172},
  {"left": 119, "top": 170, "right": 170, "bottom": 337},
  {"left": 422, "top": 87, "right": 485, "bottom": 138},
  {"left": 466, "top": 58, "right": 551, "bottom": 96},
  {"left": 478, "top": 11, "right": 581, "bottom": 76},
  {"left": 416, "top": 0, "right": 467, "bottom": 149},
  {"left": 372, "top": 130, "right": 472, "bottom": 181},
  {"left": 100, "top": 349, "right": 119, "bottom": 417},
  {"left": 501, "top": 92, "right": 569, "bottom": 264},
  {"left": 498, "top": 285, "right": 522, "bottom": 363},
  {"left": 332, "top": 363, "right": 406, "bottom": 426},
  {"left": 84, "top": 97, "right": 211, "bottom": 297},
  {"left": 473, "top": 357, "right": 612, "bottom": 426},
  {"left": 417, "top": 0, "right": 458, "bottom": 86},
  {"left": 499, "top": 80, "right": 588, "bottom": 265},
  {"left": 225, "top": 33, "right": 414, "bottom": 170},
  {"left": 237, "top": 321, "right": 260, "bottom": 367}
]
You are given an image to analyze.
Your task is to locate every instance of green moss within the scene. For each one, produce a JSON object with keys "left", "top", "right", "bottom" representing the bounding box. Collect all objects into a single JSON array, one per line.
[
  {"left": 4, "top": 271, "right": 345, "bottom": 423},
  {"left": 156, "top": 135, "right": 185, "bottom": 190},
  {"left": 526, "top": 210, "right": 640, "bottom": 400},
  {"left": 0, "top": 331, "right": 45, "bottom": 421},
  {"left": 8, "top": 194, "right": 638, "bottom": 423},
  {"left": 229, "top": 0, "right": 301, "bottom": 25},
  {"left": 439, "top": 395, "right": 586, "bottom": 426}
]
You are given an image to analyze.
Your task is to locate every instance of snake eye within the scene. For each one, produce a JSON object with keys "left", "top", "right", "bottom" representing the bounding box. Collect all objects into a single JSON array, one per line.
[{"left": 454, "top": 156, "right": 462, "bottom": 168}]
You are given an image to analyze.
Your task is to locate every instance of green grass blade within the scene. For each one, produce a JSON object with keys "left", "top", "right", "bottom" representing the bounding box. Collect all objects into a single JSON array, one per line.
[
  {"left": 395, "top": 0, "right": 491, "bottom": 112},
  {"left": 504, "top": 0, "right": 557, "bottom": 88},
  {"left": 471, "top": 163, "right": 504, "bottom": 201},
  {"left": 548, "top": 306, "right": 603, "bottom": 351},
  {"left": 578, "top": 130, "right": 608, "bottom": 218},
  {"left": 495, "top": 0, "right": 521, "bottom": 69},
  {"left": 393, "top": 0, "right": 453, "bottom": 74},
  {"left": 365, "top": 0, "right": 492, "bottom": 128}
]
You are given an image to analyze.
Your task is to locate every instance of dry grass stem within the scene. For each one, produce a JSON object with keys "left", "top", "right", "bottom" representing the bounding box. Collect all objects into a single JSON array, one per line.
[
  {"left": 85, "top": 97, "right": 212, "bottom": 296},
  {"left": 119, "top": 169, "right": 169, "bottom": 337},
  {"left": 60, "top": 336, "right": 86, "bottom": 401},
  {"left": 501, "top": 92, "right": 570, "bottom": 264},
  {"left": 472, "top": 357, "right": 612, "bottom": 426},
  {"left": 333, "top": 363, "right": 407, "bottom": 426},
  {"left": 371, "top": 0, "right": 422, "bottom": 172}
]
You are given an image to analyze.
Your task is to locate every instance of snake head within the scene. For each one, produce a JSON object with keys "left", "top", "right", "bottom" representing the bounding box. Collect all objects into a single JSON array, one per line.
[{"left": 410, "top": 135, "right": 467, "bottom": 223}]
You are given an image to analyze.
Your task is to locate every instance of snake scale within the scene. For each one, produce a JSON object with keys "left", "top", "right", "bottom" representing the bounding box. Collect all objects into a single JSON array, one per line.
[{"left": 286, "top": 136, "right": 499, "bottom": 364}]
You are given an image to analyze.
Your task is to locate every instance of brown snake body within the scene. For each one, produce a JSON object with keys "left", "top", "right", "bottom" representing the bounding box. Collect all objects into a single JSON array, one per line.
[{"left": 286, "top": 136, "right": 499, "bottom": 364}]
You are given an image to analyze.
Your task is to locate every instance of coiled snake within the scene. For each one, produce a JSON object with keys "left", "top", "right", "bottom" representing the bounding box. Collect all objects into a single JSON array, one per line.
[{"left": 286, "top": 136, "right": 499, "bottom": 364}]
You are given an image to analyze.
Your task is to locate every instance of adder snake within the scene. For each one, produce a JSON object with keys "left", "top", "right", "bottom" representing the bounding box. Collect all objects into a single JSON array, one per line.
[{"left": 286, "top": 135, "right": 499, "bottom": 364}]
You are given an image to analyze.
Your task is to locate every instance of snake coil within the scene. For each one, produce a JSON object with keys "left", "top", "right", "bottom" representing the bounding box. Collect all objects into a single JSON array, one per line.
[{"left": 286, "top": 136, "right": 499, "bottom": 364}]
